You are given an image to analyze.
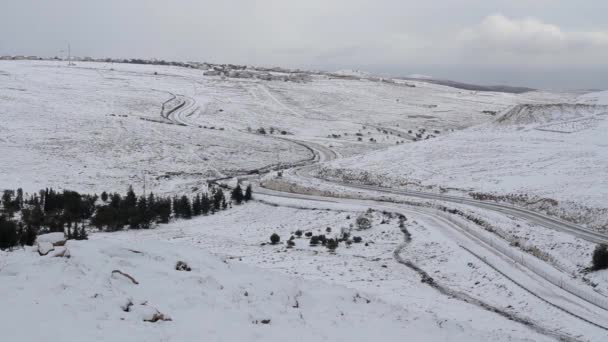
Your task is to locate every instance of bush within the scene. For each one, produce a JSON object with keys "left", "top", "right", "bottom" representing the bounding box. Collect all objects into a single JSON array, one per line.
[
  {"left": 287, "top": 240, "right": 295, "bottom": 248},
  {"left": 295, "top": 230, "right": 303, "bottom": 237},
  {"left": 353, "top": 236, "right": 363, "bottom": 243},
  {"left": 304, "top": 232, "right": 313, "bottom": 237},
  {"left": 309, "top": 235, "right": 320, "bottom": 246},
  {"left": 592, "top": 244, "right": 608, "bottom": 270},
  {"left": 326, "top": 238, "right": 338, "bottom": 251},
  {"left": 356, "top": 215, "right": 372, "bottom": 230},
  {"left": 175, "top": 261, "right": 191, "bottom": 271},
  {"left": 270, "top": 233, "right": 280, "bottom": 245}
]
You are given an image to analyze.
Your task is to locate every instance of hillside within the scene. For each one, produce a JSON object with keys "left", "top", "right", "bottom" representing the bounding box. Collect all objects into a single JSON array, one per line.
[{"left": 317, "top": 100, "right": 608, "bottom": 230}]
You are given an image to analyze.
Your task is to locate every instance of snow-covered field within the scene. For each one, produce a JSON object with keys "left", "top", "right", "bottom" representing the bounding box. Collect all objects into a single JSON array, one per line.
[{"left": 1, "top": 60, "right": 607, "bottom": 341}]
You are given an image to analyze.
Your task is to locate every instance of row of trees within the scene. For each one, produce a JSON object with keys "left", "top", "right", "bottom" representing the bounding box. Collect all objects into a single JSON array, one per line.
[{"left": 0, "top": 183, "right": 253, "bottom": 250}]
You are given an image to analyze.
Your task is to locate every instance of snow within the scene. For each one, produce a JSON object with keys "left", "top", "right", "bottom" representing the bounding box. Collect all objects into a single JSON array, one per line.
[
  {"left": 36, "top": 232, "right": 67, "bottom": 245},
  {"left": 0, "top": 234, "right": 549, "bottom": 342},
  {"left": 320, "top": 102, "right": 608, "bottom": 230},
  {"left": 1, "top": 59, "right": 607, "bottom": 341}
]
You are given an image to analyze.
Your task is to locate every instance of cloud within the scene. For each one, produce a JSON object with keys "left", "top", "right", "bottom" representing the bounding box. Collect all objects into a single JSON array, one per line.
[{"left": 459, "top": 14, "right": 608, "bottom": 55}]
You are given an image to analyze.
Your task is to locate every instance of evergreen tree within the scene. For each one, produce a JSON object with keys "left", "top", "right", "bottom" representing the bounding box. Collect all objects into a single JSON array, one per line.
[
  {"left": 244, "top": 184, "right": 253, "bottom": 202},
  {"left": 157, "top": 197, "right": 172, "bottom": 223},
  {"left": 212, "top": 188, "right": 225, "bottom": 212},
  {"left": 110, "top": 193, "right": 122, "bottom": 209},
  {"left": 172, "top": 195, "right": 180, "bottom": 218},
  {"left": 79, "top": 224, "right": 88, "bottom": 240},
  {"left": 231, "top": 184, "right": 244, "bottom": 205},
  {"left": 2, "top": 190, "right": 15, "bottom": 217},
  {"left": 20, "top": 225, "right": 37, "bottom": 246},
  {"left": 0, "top": 215, "right": 18, "bottom": 250},
  {"left": 192, "top": 194, "right": 202, "bottom": 216},
  {"left": 200, "top": 193, "right": 211, "bottom": 215},
  {"left": 67, "top": 224, "right": 73, "bottom": 240},
  {"left": 134, "top": 195, "right": 148, "bottom": 228},
  {"left": 124, "top": 185, "right": 137, "bottom": 209},
  {"left": 179, "top": 195, "right": 192, "bottom": 219},
  {"left": 101, "top": 191, "right": 108, "bottom": 202}
]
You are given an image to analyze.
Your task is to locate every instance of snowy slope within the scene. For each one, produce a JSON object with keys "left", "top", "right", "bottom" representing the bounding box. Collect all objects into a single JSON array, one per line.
[
  {"left": 319, "top": 103, "right": 608, "bottom": 230},
  {"left": 0, "top": 234, "right": 550, "bottom": 342}
]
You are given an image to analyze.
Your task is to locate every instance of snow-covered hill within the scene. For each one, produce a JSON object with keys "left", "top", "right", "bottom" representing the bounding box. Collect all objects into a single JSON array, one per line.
[{"left": 318, "top": 102, "right": 608, "bottom": 230}]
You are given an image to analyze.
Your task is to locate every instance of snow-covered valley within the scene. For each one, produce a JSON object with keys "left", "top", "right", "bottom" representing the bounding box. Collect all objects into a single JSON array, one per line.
[{"left": 1, "top": 60, "right": 608, "bottom": 341}]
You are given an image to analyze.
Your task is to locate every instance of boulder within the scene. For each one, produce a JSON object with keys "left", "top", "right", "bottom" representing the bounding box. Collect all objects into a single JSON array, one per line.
[
  {"left": 52, "top": 247, "right": 71, "bottom": 258},
  {"left": 37, "top": 232, "right": 67, "bottom": 246},
  {"left": 37, "top": 242, "right": 55, "bottom": 256}
]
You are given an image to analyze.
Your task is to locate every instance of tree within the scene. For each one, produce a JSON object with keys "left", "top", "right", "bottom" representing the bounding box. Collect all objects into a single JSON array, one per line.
[
  {"left": 101, "top": 191, "right": 109, "bottom": 202},
  {"left": 592, "top": 244, "right": 608, "bottom": 270},
  {"left": 78, "top": 224, "right": 88, "bottom": 240},
  {"left": 157, "top": 197, "right": 172, "bottom": 224},
  {"left": 244, "top": 184, "right": 253, "bottom": 202},
  {"left": 178, "top": 195, "right": 192, "bottom": 219},
  {"left": 92, "top": 205, "right": 121, "bottom": 231},
  {"left": 231, "top": 184, "right": 244, "bottom": 205},
  {"left": 124, "top": 186, "right": 137, "bottom": 209},
  {"left": 200, "top": 193, "right": 211, "bottom": 215},
  {"left": 20, "top": 225, "right": 37, "bottom": 246},
  {"left": 192, "top": 194, "right": 202, "bottom": 216},
  {"left": 270, "top": 233, "right": 280, "bottom": 245},
  {"left": 212, "top": 188, "right": 225, "bottom": 212},
  {"left": 2, "top": 190, "right": 15, "bottom": 217},
  {"left": 0, "top": 215, "right": 18, "bottom": 250}
]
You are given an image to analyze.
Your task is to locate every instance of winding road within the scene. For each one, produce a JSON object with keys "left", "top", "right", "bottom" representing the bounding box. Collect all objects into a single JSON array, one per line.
[{"left": 252, "top": 137, "right": 608, "bottom": 335}]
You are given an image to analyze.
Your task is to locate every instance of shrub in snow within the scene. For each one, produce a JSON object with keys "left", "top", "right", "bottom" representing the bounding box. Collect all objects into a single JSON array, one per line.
[
  {"left": 295, "top": 230, "right": 303, "bottom": 237},
  {"left": 326, "top": 238, "right": 338, "bottom": 252},
  {"left": 304, "top": 232, "right": 313, "bottom": 237},
  {"left": 309, "top": 236, "right": 320, "bottom": 246},
  {"left": 175, "top": 261, "right": 191, "bottom": 272},
  {"left": 592, "top": 244, "right": 608, "bottom": 270},
  {"left": 356, "top": 215, "right": 372, "bottom": 230},
  {"left": 287, "top": 240, "right": 295, "bottom": 248},
  {"left": 353, "top": 236, "right": 363, "bottom": 243},
  {"left": 270, "top": 233, "right": 280, "bottom": 245}
]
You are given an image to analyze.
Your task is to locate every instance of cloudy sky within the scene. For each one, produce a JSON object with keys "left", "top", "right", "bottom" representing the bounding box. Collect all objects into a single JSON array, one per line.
[{"left": 2, "top": 0, "right": 607, "bottom": 89}]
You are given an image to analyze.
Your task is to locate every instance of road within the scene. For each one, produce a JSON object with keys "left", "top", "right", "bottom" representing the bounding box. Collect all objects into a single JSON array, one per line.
[{"left": 252, "top": 138, "right": 608, "bottom": 332}]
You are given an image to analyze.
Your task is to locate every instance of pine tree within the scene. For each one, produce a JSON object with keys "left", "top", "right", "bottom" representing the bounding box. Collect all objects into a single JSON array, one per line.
[
  {"left": 101, "top": 191, "right": 108, "bottom": 202},
  {"left": 192, "top": 194, "right": 202, "bottom": 216},
  {"left": 201, "top": 193, "right": 211, "bottom": 215},
  {"left": 79, "top": 224, "right": 88, "bottom": 240},
  {"left": 244, "top": 184, "right": 253, "bottom": 202},
  {"left": 212, "top": 188, "right": 225, "bottom": 212},
  {"left": 124, "top": 185, "right": 137, "bottom": 209},
  {"left": 179, "top": 195, "right": 192, "bottom": 219},
  {"left": 157, "top": 197, "right": 172, "bottom": 224},
  {"left": 135, "top": 195, "right": 148, "bottom": 228},
  {"left": 231, "top": 184, "right": 244, "bottom": 205},
  {"left": 172, "top": 195, "right": 180, "bottom": 218}
]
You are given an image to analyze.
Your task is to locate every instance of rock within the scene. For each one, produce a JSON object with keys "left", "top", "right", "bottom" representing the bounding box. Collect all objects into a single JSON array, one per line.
[
  {"left": 132, "top": 304, "right": 172, "bottom": 322},
  {"left": 37, "top": 242, "right": 55, "bottom": 256},
  {"left": 52, "top": 247, "right": 71, "bottom": 258},
  {"left": 36, "top": 232, "right": 67, "bottom": 247}
]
